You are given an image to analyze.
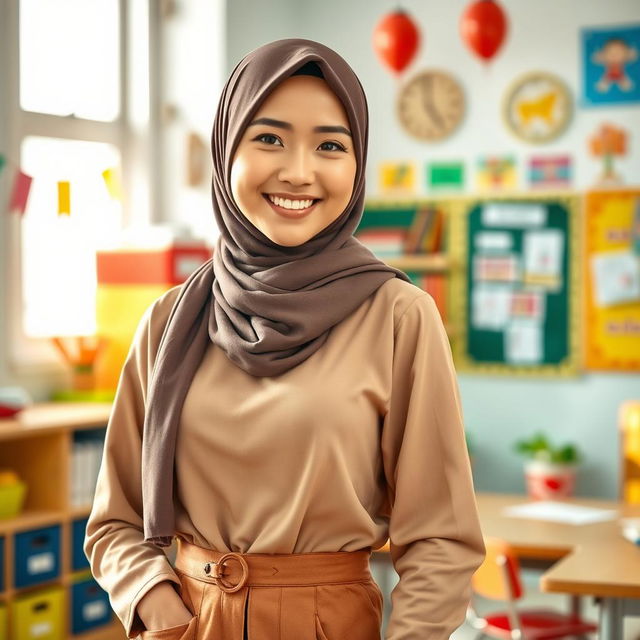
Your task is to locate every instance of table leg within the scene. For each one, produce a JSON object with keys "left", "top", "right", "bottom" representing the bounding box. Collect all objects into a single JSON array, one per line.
[
  {"left": 598, "top": 597, "right": 623, "bottom": 640},
  {"left": 570, "top": 594, "right": 582, "bottom": 619}
]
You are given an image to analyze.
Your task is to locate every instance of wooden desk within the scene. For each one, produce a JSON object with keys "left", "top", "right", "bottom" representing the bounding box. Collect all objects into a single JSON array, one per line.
[
  {"left": 373, "top": 491, "right": 640, "bottom": 639},
  {"left": 477, "top": 492, "right": 640, "bottom": 640}
]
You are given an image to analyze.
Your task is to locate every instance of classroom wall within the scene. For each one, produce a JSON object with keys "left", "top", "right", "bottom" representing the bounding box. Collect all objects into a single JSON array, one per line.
[{"left": 226, "top": 0, "right": 640, "bottom": 499}]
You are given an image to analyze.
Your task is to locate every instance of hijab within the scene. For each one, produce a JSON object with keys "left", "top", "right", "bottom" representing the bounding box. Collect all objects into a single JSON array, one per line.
[{"left": 141, "top": 38, "right": 413, "bottom": 547}]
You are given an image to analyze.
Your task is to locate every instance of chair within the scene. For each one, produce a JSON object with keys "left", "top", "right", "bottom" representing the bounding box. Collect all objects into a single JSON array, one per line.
[{"left": 465, "top": 537, "right": 599, "bottom": 639}]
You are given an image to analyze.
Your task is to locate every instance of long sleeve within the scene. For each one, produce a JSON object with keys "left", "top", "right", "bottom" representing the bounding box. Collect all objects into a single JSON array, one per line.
[
  {"left": 83, "top": 289, "right": 182, "bottom": 638},
  {"left": 380, "top": 292, "right": 486, "bottom": 640}
]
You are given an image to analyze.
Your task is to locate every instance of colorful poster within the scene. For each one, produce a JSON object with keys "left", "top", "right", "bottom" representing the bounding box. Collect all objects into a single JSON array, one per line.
[
  {"left": 427, "top": 161, "right": 464, "bottom": 191},
  {"left": 476, "top": 156, "right": 517, "bottom": 191},
  {"left": 584, "top": 190, "right": 640, "bottom": 370},
  {"left": 523, "top": 229, "right": 564, "bottom": 291},
  {"left": 472, "top": 284, "right": 513, "bottom": 330},
  {"left": 529, "top": 155, "right": 572, "bottom": 188},
  {"left": 582, "top": 24, "right": 640, "bottom": 105},
  {"left": 378, "top": 161, "right": 417, "bottom": 195},
  {"left": 591, "top": 250, "right": 640, "bottom": 307},
  {"left": 505, "top": 319, "right": 543, "bottom": 364}
]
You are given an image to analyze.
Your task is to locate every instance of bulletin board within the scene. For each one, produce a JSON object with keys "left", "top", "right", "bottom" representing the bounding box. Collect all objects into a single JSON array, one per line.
[
  {"left": 584, "top": 189, "right": 640, "bottom": 371},
  {"left": 448, "top": 193, "right": 581, "bottom": 376}
]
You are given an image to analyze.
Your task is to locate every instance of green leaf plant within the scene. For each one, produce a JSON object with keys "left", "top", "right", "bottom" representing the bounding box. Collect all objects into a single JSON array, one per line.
[{"left": 513, "top": 430, "right": 582, "bottom": 465}]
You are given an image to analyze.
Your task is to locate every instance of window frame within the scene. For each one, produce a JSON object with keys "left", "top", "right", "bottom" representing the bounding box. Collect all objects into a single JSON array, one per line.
[{"left": 3, "top": 0, "right": 161, "bottom": 377}]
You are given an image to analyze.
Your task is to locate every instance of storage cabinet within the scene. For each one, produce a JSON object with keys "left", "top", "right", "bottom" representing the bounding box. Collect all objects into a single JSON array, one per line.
[{"left": 0, "top": 403, "right": 123, "bottom": 640}]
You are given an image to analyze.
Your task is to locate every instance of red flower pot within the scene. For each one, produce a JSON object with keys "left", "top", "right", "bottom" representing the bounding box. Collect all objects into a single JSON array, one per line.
[{"left": 524, "top": 460, "right": 577, "bottom": 500}]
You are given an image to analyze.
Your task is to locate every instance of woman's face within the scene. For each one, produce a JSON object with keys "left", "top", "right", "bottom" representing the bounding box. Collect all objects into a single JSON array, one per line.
[{"left": 230, "top": 74, "right": 357, "bottom": 247}]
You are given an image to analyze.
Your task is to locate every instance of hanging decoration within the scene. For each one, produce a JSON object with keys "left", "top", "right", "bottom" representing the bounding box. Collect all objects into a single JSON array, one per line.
[
  {"left": 58, "top": 181, "right": 71, "bottom": 216},
  {"left": 373, "top": 8, "right": 420, "bottom": 75},
  {"left": 460, "top": 0, "right": 508, "bottom": 63},
  {"left": 0, "top": 152, "right": 123, "bottom": 218}
]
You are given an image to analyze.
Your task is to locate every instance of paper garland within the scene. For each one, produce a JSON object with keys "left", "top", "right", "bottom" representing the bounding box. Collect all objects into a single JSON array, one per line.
[{"left": 0, "top": 152, "right": 122, "bottom": 217}]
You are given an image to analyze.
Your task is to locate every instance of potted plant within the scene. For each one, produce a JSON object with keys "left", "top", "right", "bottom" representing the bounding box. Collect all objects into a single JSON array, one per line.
[{"left": 513, "top": 431, "right": 582, "bottom": 500}]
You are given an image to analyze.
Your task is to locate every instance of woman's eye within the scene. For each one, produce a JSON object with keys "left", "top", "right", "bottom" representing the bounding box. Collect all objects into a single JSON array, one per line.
[
  {"left": 255, "top": 133, "right": 282, "bottom": 146},
  {"left": 319, "top": 141, "right": 346, "bottom": 152}
]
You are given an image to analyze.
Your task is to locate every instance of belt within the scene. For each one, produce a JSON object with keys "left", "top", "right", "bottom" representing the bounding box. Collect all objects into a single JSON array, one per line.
[{"left": 174, "top": 537, "right": 373, "bottom": 592}]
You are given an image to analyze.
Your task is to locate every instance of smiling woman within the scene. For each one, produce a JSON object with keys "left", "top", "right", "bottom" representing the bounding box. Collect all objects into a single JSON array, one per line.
[
  {"left": 83, "top": 37, "right": 483, "bottom": 640},
  {"left": 230, "top": 65, "right": 358, "bottom": 247}
]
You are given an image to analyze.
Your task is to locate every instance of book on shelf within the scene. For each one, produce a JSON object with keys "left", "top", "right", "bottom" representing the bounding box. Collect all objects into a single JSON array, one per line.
[
  {"left": 403, "top": 206, "right": 446, "bottom": 255},
  {"left": 413, "top": 272, "right": 448, "bottom": 323}
]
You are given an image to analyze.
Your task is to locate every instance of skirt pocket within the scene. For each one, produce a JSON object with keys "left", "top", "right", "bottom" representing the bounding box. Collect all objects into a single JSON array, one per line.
[
  {"left": 139, "top": 614, "right": 198, "bottom": 640},
  {"left": 315, "top": 581, "right": 382, "bottom": 640}
]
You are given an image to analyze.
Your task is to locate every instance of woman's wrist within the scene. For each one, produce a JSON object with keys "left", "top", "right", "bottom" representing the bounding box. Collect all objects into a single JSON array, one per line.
[{"left": 136, "top": 581, "right": 194, "bottom": 630}]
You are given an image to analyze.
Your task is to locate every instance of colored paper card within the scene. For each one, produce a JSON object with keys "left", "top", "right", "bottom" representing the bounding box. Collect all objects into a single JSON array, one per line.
[
  {"left": 472, "top": 284, "right": 513, "bottom": 330},
  {"left": 428, "top": 161, "right": 464, "bottom": 190},
  {"left": 9, "top": 169, "right": 33, "bottom": 215},
  {"left": 58, "top": 181, "right": 71, "bottom": 216},
  {"left": 591, "top": 250, "right": 640, "bottom": 307},
  {"left": 523, "top": 229, "right": 564, "bottom": 290},
  {"left": 511, "top": 290, "right": 546, "bottom": 321},
  {"left": 582, "top": 23, "right": 640, "bottom": 106},
  {"left": 379, "top": 162, "right": 416, "bottom": 194},
  {"left": 474, "top": 231, "right": 513, "bottom": 252},
  {"left": 529, "top": 155, "right": 571, "bottom": 188},
  {"left": 473, "top": 254, "right": 520, "bottom": 282},
  {"left": 482, "top": 203, "right": 546, "bottom": 228},
  {"left": 504, "top": 318, "right": 543, "bottom": 364},
  {"left": 475, "top": 156, "right": 517, "bottom": 190},
  {"left": 102, "top": 167, "right": 123, "bottom": 200}
]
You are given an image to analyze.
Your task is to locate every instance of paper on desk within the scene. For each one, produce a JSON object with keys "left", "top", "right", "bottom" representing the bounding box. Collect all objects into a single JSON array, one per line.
[{"left": 502, "top": 500, "right": 619, "bottom": 525}]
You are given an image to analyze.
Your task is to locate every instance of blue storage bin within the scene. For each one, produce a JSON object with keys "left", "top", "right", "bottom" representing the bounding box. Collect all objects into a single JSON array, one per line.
[
  {"left": 0, "top": 536, "right": 4, "bottom": 592},
  {"left": 71, "top": 517, "right": 90, "bottom": 571},
  {"left": 70, "top": 577, "right": 112, "bottom": 634},
  {"left": 14, "top": 524, "right": 61, "bottom": 588}
]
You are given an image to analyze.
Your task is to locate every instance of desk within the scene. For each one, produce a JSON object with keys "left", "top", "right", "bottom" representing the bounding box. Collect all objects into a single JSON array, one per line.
[
  {"left": 373, "top": 492, "right": 640, "bottom": 639},
  {"left": 478, "top": 492, "right": 640, "bottom": 640}
]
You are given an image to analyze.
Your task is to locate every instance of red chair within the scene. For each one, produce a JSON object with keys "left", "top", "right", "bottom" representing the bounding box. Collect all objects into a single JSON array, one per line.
[{"left": 465, "top": 537, "right": 599, "bottom": 639}]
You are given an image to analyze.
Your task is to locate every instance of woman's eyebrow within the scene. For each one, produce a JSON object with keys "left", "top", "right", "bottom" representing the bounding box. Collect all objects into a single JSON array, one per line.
[{"left": 248, "top": 117, "right": 352, "bottom": 137}]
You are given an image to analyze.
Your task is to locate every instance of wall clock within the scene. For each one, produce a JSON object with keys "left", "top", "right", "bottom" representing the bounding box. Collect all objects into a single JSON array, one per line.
[
  {"left": 396, "top": 69, "right": 466, "bottom": 142},
  {"left": 502, "top": 71, "right": 573, "bottom": 144}
]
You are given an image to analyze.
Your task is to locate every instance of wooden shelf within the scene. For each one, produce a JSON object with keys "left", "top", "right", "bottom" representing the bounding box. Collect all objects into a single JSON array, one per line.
[
  {"left": 0, "top": 509, "right": 66, "bottom": 535},
  {"left": 0, "top": 402, "right": 119, "bottom": 638}
]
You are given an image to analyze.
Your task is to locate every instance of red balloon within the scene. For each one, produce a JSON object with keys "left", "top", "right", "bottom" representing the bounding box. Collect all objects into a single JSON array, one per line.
[
  {"left": 460, "top": 0, "right": 508, "bottom": 61},
  {"left": 373, "top": 9, "right": 420, "bottom": 75}
]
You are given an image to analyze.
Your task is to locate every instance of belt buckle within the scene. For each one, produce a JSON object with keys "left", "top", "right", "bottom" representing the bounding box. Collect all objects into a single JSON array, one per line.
[{"left": 204, "top": 552, "right": 249, "bottom": 593}]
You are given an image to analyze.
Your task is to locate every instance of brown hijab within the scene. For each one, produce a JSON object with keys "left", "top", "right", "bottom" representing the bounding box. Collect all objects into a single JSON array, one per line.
[{"left": 142, "top": 38, "right": 412, "bottom": 547}]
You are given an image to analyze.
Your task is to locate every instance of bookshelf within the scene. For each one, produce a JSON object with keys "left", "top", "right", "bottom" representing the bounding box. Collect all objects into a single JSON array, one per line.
[
  {"left": 359, "top": 199, "right": 458, "bottom": 339},
  {"left": 0, "top": 403, "right": 123, "bottom": 639}
]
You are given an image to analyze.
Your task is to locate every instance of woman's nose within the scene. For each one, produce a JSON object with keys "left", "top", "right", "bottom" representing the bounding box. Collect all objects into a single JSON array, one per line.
[{"left": 277, "top": 147, "right": 315, "bottom": 185}]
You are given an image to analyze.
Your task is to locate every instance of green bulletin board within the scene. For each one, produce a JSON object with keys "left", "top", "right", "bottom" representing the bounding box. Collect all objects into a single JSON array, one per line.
[{"left": 449, "top": 193, "right": 581, "bottom": 376}]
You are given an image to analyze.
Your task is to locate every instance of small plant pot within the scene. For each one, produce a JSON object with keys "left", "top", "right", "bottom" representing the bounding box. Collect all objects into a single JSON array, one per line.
[{"left": 524, "top": 460, "right": 578, "bottom": 500}]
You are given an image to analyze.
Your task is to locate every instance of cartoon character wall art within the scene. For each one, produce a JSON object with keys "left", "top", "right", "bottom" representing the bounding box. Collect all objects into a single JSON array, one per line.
[{"left": 582, "top": 24, "right": 640, "bottom": 105}]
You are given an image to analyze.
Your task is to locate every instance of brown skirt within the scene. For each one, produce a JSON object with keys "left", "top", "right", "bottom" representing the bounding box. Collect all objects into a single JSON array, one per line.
[{"left": 139, "top": 537, "right": 383, "bottom": 640}]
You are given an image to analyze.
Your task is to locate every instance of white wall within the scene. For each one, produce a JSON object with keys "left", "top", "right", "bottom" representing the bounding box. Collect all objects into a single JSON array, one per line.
[{"left": 226, "top": 0, "right": 640, "bottom": 498}]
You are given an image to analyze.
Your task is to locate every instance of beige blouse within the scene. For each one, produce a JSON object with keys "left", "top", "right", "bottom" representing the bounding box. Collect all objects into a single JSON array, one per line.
[{"left": 84, "top": 276, "right": 486, "bottom": 639}]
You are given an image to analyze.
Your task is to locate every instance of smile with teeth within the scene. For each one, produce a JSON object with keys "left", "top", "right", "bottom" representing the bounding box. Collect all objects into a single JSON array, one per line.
[{"left": 266, "top": 194, "right": 319, "bottom": 211}]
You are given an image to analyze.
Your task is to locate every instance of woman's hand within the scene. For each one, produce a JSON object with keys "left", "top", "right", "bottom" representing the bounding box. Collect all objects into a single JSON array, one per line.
[{"left": 136, "top": 581, "right": 194, "bottom": 631}]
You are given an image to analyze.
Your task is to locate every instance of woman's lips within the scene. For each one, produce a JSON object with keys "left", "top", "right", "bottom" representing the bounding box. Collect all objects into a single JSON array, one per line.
[{"left": 263, "top": 194, "right": 320, "bottom": 219}]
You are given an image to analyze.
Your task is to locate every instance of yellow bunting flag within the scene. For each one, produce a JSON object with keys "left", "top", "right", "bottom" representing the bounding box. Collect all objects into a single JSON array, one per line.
[
  {"left": 58, "top": 181, "right": 70, "bottom": 216},
  {"left": 102, "top": 167, "right": 123, "bottom": 200}
]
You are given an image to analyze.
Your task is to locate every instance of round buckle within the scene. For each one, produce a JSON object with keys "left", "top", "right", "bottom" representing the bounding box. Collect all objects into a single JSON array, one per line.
[{"left": 212, "top": 552, "right": 249, "bottom": 593}]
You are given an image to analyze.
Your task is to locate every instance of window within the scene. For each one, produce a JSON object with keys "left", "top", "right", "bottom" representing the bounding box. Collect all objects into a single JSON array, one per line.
[{"left": 6, "top": 0, "right": 151, "bottom": 370}]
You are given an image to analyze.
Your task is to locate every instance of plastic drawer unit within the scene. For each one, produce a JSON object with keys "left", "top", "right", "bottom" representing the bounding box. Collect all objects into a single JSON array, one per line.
[{"left": 13, "top": 525, "right": 61, "bottom": 589}]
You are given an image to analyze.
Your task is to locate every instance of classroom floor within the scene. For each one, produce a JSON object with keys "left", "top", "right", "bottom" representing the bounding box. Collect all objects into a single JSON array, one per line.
[{"left": 373, "top": 564, "right": 640, "bottom": 640}]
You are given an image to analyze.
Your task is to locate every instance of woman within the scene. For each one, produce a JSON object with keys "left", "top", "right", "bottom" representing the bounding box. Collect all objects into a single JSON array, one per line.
[{"left": 84, "top": 38, "right": 485, "bottom": 640}]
